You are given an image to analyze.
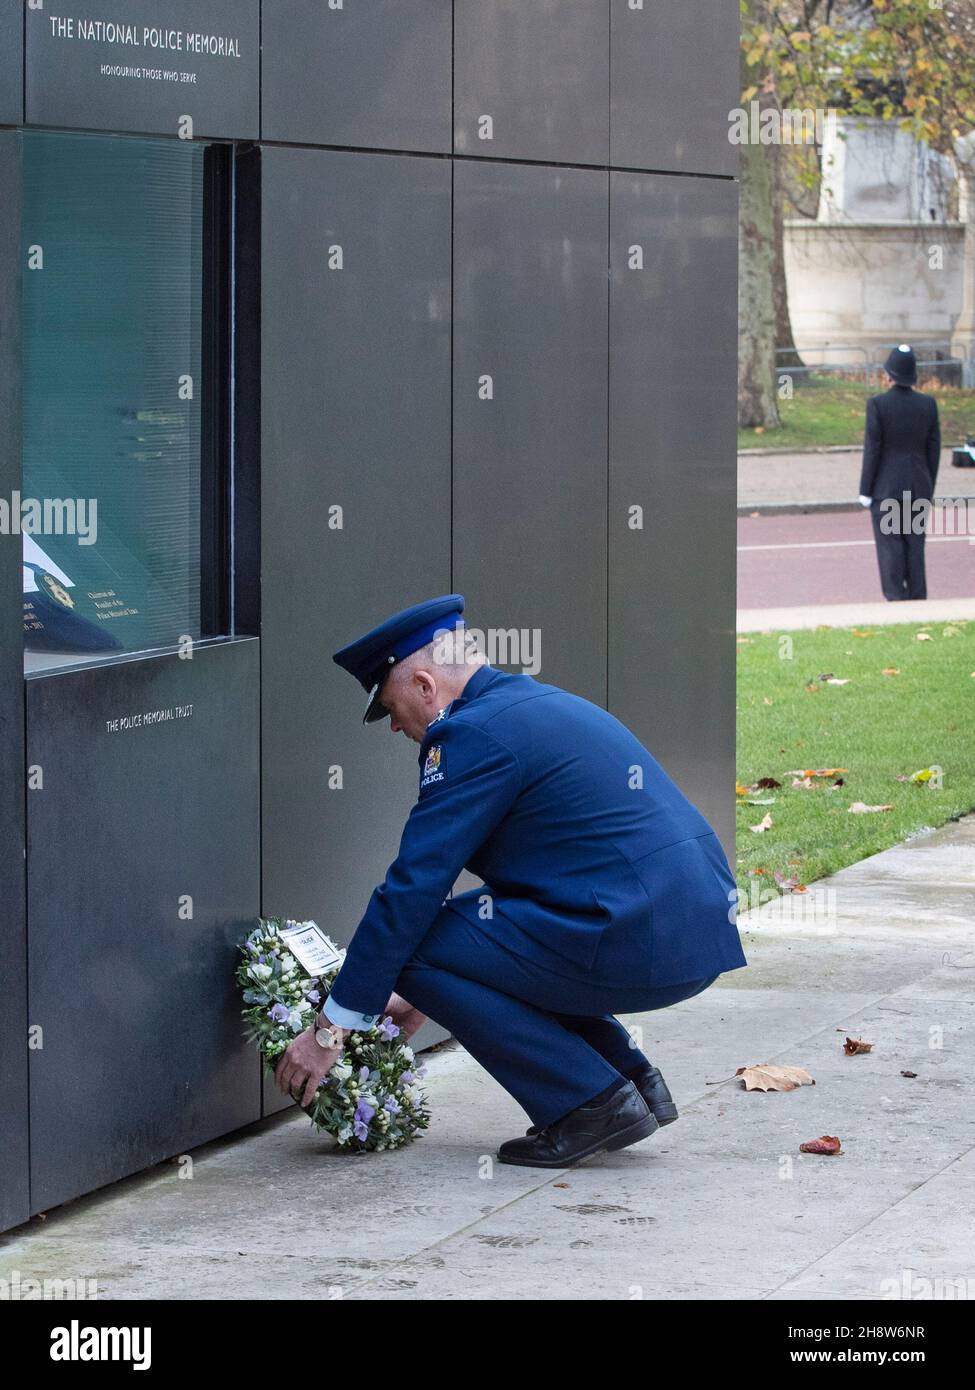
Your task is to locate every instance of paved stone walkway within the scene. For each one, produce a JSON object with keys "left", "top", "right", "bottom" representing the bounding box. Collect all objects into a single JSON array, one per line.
[
  {"left": 739, "top": 448, "right": 975, "bottom": 510},
  {"left": 2, "top": 818, "right": 972, "bottom": 1300}
]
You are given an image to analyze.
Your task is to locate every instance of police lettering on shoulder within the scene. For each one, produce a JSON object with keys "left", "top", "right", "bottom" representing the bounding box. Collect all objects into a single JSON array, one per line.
[
  {"left": 420, "top": 742, "right": 444, "bottom": 790},
  {"left": 276, "top": 594, "right": 746, "bottom": 1169}
]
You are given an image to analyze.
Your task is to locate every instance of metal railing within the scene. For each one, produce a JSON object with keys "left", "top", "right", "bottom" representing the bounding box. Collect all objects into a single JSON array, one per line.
[{"left": 774, "top": 342, "right": 974, "bottom": 389}]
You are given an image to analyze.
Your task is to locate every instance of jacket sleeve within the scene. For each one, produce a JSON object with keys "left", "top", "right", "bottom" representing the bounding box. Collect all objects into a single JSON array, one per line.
[
  {"left": 859, "top": 396, "right": 882, "bottom": 497},
  {"left": 325, "top": 719, "right": 522, "bottom": 1019},
  {"left": 926, "top": 398, "right": 941, "bottom": 491}
]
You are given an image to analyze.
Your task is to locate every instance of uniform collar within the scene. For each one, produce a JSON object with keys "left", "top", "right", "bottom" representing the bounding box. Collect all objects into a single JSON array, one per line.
[
  {"left": 451, "top": 664, "right": 500, "bottom": 709},
  {"left": 423, "top": 666, "right": 500, "bottom": 736}
]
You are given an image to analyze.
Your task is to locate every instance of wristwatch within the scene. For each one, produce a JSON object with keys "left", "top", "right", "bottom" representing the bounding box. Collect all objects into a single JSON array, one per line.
[{"left": 314, "top": 1015, "right": 342, "bottom": 1050}]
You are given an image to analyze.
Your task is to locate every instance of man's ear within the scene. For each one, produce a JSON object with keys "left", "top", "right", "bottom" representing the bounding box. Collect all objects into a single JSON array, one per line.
[{"left": 414, "top": 668, "right": 438, "bottom": 701}]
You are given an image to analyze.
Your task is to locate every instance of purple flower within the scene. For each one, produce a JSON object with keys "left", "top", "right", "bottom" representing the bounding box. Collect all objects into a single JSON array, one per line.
[
  {"left": 269, "top": 1003, "right": 290, "bottom": 1023},
  {"left": 400, "top": 1071, "right": 416, "bottom": 1085},
  {"left": 378, "top": 1017, "right": 400, "bottom": 1041},
  {"left": 359, "top": 1065, "right": 370, "bottom": 1083},
  {"left": 383, "top": 1096, "right": 401, "bottom": 1115},
  {"left": 353, "top": 1097, "right": 376, "bottom": 1142},
  {"left": 306, "top": 988, "right": 321, "bottom": 1005}
]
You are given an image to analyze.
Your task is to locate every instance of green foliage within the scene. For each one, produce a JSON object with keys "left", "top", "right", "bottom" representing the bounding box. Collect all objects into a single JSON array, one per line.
[
  {"left": 738, "top": 375, "right": 975, "bottom": 450},
  {"left": 741, "top": 0, "right": 975, "bottom": 153}
]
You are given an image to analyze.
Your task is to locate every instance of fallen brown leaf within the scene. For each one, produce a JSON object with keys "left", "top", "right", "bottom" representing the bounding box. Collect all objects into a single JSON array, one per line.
[
  {"left": 848, "top": 801, "right": 894, "bottom": 813},
  {"left": 736, "top": 1063, "right": 815, "bottom": 1092},
  {"left": 843, "top": 1037, "right": 873, "bottom": 1055},
  {"left": 800, "top": 1135, "right": 842, "bottom": 1155},
  {"left": 881, "top": 667, "right": 900, "bottom": 676},
  {"left": 749, "top": 812, "right": 773, "bottom": 834},
  {"left": 786, "top": 768, "right": 848, "bottom": 778},
  {"left": 901, "top": 1070, "right": 918, "bottom": 1079}
]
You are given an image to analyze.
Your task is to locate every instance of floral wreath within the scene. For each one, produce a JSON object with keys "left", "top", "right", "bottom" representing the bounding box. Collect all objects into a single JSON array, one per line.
[{"left": 237, "top": 917, "right": 431, "bottom": 1152}]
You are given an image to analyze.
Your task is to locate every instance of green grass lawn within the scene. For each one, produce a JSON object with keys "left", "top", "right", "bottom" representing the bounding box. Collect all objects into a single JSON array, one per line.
[
  {"left": 737, "top": 374, "right": 975, "bottom": 453},
  {"left": 736, "top": 620, "right": 975, "bottom": 905}
]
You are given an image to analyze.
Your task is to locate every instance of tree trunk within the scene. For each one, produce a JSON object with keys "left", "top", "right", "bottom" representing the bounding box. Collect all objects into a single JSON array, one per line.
[
  {"left": 772, "top": 143, "right": 805, "bottom": 371},
  {"left": 738, "top": 131, "right": 782, "bottom": 430}
]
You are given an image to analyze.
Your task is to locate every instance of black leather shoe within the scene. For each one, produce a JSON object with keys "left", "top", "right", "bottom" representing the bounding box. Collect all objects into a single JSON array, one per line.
[
  {"left": 630, "top": 1062, "right": 679, "bottom": 1125},
  {"left": 526, "top": 1063, "right": 677, "bottom": 1136},
  {"left": 497, "top": 1080, "right": 658, "bottom": 1168}
]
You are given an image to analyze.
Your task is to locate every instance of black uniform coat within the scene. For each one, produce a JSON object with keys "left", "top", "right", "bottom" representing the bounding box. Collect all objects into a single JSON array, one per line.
[{"left": 859, "top": 383, "right": 941, "bottom": 501}]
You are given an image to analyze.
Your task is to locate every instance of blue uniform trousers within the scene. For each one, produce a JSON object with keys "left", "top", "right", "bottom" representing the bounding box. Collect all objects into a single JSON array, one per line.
[{"left": 396, "top": 895, "right": 718, "bottom": 1129}]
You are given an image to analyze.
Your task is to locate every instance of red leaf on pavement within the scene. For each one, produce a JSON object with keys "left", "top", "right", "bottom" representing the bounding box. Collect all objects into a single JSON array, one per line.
[{"left": 800, "top": 1135, "right": 842, "bottom": 1155}]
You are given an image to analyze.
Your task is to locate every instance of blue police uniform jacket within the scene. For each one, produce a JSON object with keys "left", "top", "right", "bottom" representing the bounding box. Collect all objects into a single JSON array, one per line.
[{"left": 327, "top": 665, "right": 747, "bottom": 1020}]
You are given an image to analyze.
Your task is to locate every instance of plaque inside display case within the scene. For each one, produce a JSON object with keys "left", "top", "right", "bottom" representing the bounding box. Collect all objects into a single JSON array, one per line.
[
  {"left": 23, "top": 541, "right": 135, "bottom": 655},
  {"left": 21, "top": 130, "right": 229, "bottom": 672}
]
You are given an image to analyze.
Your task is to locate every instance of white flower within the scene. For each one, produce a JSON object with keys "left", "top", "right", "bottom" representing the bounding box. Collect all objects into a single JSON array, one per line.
[{"left": 248, "top": 963, "right": 273, "bottom": 982}]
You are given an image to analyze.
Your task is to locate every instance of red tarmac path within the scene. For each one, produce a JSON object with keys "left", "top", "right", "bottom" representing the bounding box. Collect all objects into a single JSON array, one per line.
[{"left": 738, "top": 506, "right": 975, "bottom": 611}]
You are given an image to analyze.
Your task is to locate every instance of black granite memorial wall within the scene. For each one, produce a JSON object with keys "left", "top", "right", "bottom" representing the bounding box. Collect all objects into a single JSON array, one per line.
[{"left": 0, "top": 0, "right": 738, "bottom": 1228}]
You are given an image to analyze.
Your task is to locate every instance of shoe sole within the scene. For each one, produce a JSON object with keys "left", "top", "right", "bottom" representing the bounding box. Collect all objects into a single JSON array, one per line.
[
  {"left": 526, "top": 1101, "right": 678, "bottom": 1135},
  {"left": 497, "top": 1110, "right": 659, "bottom": 1169}
]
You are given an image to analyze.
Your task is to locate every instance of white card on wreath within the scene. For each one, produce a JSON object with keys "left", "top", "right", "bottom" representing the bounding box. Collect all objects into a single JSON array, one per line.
[{"left": 280, "top": 922, "right": 345, "bottom": 976}]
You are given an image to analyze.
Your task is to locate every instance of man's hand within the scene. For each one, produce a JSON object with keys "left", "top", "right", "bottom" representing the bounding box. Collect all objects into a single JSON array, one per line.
[
  {"left": 274, "top": 1025, "right": 345, "bottom": 1108},
  {"left": 384, "top": 991, "right": 427, "bottom": 1040}
]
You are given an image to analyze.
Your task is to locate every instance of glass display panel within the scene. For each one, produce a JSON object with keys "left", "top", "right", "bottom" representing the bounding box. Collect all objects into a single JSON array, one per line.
[{"left": 20, "top": 130, "right": 226, "bottom": 673}]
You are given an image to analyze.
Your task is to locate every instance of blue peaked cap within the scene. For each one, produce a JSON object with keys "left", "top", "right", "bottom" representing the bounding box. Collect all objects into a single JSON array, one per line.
[{"left": 332, "top": 594, "right": 466, "bottom": 724}]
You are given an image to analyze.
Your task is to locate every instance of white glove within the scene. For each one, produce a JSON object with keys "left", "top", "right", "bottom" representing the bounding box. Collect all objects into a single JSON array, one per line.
[{"left": 859, "top": 495, "right": 872, "bottom": 507}]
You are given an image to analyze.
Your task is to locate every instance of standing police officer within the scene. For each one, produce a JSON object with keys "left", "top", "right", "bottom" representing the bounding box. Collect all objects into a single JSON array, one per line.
[
  {"left": 275, "top": 595, "right": 747, "bottom": 1169},
  {"left": 859, "top": 344, "right": 941, "bottom": 601}
]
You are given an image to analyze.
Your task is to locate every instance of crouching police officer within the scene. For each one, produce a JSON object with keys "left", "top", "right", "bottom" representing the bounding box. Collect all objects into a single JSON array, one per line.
[{"left": 275, "top": 595, "right": 747, "bottom": 1168}]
